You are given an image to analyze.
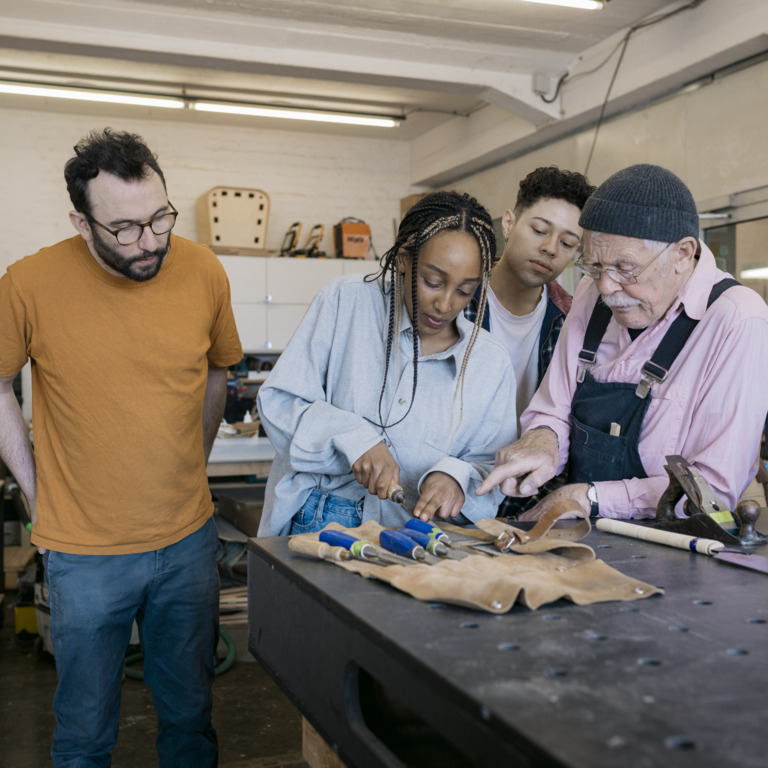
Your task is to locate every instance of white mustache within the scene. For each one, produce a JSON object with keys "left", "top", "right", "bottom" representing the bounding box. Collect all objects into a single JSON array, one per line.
[{"left": 601, "top": 293, "right": 642, "bottom": 308}]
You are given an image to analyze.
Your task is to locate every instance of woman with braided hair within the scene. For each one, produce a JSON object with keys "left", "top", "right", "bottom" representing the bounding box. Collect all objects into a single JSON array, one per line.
[{"left": 257, "top": 191, "right": 517, "bottom": 536}]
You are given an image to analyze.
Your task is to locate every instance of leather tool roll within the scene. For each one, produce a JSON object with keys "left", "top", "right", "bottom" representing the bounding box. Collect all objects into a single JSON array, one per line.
[{"left": 288, "top": 503, "right": 662, "bottom": 612}]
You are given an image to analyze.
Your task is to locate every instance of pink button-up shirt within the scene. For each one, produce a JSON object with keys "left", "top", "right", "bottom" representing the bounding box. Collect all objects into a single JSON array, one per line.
[{"left": 521, "top": 242, "right": 768, "bottom": 519}]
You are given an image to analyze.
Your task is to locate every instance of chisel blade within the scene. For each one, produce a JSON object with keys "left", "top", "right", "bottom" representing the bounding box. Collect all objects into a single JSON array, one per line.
[{"left": 713, "top": 551, "right": 768, "bottom": 575}]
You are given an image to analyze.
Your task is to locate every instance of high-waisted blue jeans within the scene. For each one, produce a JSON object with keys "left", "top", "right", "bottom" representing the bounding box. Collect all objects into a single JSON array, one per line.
[
  {"left": 289, "top": 489, "right": 364, "bottom": 534},
  {"left": 44, "top": 517, "right": 220, "bottom": 767}
]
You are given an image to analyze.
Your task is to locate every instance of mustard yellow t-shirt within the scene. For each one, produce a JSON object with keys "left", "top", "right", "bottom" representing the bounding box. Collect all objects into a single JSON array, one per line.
[{"left": 0, "top": 234, "right": 243, "bottom": 554}]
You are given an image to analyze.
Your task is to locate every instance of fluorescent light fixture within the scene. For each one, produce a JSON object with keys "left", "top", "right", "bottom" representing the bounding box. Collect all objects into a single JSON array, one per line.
[
  {"left": 740, "top": 266, "right": 768, "bottom": 279},
  {"left": 0, "top": 82, "right": 185, "bottom": 109},
  {"left": 0, "top": 80, "right": 401, "bottom": 128},
  {"left": 192, "top": 101, "right": 400, "bottom": 128},
  {"left": 519, "top": 0, "right": 603, "bottom": 9}
]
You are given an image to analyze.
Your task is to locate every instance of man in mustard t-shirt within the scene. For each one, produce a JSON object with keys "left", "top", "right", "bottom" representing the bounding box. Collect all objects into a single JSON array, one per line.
[{"left": 0, "top": 129, "right": 243, "bottom": 766}]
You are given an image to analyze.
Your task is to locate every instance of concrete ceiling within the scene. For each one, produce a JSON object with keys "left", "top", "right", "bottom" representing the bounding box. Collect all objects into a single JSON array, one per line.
[{"left": 0, "top": 0, "right": 766, "bottom": 184}]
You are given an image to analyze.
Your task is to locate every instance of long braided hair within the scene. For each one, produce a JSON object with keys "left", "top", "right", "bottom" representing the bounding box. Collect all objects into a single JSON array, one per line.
[{"left": 364, "top": 191, "right": 497, "bottom": 436}]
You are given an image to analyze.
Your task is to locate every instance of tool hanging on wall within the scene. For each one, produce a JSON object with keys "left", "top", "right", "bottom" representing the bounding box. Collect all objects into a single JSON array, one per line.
[{"left": 279, "top": 221, "right": 302, "bottom": 257}]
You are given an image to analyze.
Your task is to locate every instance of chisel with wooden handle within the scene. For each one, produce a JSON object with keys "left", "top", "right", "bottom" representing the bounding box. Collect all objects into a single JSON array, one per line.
[
  {"left": 596, "top": 518, "right": 768, "bottom": 574},
  {"left": 288, "top": 536, "right": 351, "bottom": 562}
]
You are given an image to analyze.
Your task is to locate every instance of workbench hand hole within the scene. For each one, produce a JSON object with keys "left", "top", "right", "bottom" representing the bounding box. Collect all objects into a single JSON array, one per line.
[
  {"left": 497, "top": 642, "right": 520, "bottom": 651},
  {"left": 631, "top": 554, "right": 647, "bottom": 559},
  {"left": 459, "top": 621, "right": 479, "bottom": 629},
  {"left": 668, "top": 625, "right": 689, "bottom": 633},
  {"left": 664, "top": 736, "right": 696, "bottom": 751},
  {"left": 726, "top": 647, "right": 749, "bottom": 656},
  {"left": 586, "top": 632, "right": 607, "bottom": 641},
  {"left": 692, "top": 599, "right": 713, "bottom": 606},
  {"left": 637, "top": 658, "right": 662, "bottom": 667},
  {"left": 747, "top": 617, "right": 766, "bottom": 624}
]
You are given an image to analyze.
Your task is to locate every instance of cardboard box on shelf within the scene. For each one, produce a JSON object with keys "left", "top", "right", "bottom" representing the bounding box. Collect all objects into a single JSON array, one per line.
[
  {"left": 214, "top": 486, "right": 265, "bottom": 537},
  {"left": 333, "top": 220, "right": 370, "bottom": 259},
  {"left": 400, "top": 193, "right": 429, "bottom": 219}
]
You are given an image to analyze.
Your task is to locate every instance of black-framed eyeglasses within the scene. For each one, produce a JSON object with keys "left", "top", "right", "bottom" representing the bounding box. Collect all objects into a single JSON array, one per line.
[
  {"left": 574, "top": 242, "right": 672, "bottom": 285},
  {"left": 86, "top": 201, "right": 178, "bottom": 246}
]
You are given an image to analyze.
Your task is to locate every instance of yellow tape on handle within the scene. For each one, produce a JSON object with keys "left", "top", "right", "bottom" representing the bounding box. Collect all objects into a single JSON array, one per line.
[{"left": 595, "top": 518, "right": 724, "bottom": 555}]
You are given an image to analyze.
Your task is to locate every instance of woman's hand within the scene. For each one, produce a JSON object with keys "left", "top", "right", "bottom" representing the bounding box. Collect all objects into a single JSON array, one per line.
[
  {"left": 413, "top": 472, "right": 465, "bottom": 521},
  {"left": 352, "top": 441, "right": 400, "bottom": 499}
]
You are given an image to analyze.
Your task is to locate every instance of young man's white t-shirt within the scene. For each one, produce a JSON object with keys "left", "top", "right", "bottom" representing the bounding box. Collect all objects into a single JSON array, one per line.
[{"left": 486, "top": 284, "right": 547, "bottom": 432}]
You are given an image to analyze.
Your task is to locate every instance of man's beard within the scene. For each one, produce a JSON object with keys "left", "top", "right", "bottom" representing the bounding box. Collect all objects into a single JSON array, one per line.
[{"left": 91, "top": 227, "right": 170, "bottom": 282}]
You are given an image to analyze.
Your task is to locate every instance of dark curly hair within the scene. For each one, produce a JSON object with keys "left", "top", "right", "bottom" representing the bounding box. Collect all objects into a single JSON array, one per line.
[
  {"left": 64, "top": 128, "right": 166, "bottom": 216},
  {"left": 514, "top": 166, "right": 595, "bottom": 214},
  {"left": 366, "top": 190, "right": 497, "bottom": 434}
]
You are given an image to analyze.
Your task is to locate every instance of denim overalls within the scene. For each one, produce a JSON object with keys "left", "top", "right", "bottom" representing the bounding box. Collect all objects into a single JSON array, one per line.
[{"left": 568, "top": 278, "right": 738, "bottom": 484}]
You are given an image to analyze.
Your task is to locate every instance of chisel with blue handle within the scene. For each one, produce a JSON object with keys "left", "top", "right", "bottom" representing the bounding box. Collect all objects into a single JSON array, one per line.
[
  {"left": 405, "top": 518, "right": 500, "bottom": 556},
  {"left": 405, "top": 518, "right": 453, "bottom": 544},
  {"left": 379, "top": 529, "right": 429, "bottom": 562},
  {"left": 397, "top": 527, "right": 465, "bottom": 559},
  {"left": 319, "top": 530, "right": 378, "bottom": 560},
  {"left": 318, "top": 530, "right": 417, "bottom": 565}
]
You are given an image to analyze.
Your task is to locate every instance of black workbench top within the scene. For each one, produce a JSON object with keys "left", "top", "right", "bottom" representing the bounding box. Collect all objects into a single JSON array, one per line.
[{"left": 248, "top": 525, "right": 768, "bottom": 768}]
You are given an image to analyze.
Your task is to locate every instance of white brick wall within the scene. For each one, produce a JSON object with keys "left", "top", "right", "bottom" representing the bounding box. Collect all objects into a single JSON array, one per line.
[{"left": 0, "top": 106, "right": 411, "bottom": 271}]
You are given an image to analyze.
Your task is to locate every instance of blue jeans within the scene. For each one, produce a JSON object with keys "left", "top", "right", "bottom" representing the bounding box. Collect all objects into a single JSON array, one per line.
[
  {"left": 290, "top": 489, "right": 363, "bottom": 534},
  {"left": 44, "top": 517, "right": 220, "bottom": 768}
]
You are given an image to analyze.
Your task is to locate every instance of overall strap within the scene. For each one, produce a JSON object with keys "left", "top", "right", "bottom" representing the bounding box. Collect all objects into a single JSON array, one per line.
[
  {"left": 577, "top": 299, "right": 612, "bottom": 383},
  {"left": 636, "top": 277, "right": 740, "bottom": 398}
]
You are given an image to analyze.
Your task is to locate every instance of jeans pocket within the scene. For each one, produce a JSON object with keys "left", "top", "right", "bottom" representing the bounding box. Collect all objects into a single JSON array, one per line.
[{"left": 290, "top": 490, "right": 363, "bottom": 535}]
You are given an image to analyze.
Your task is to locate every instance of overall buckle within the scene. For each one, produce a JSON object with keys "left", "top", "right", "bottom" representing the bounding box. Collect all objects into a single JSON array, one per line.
[
  {"left": 577, "top": 349, "right": 597, "bottom": 384},
  {"left": 635, "top": 361, "right": 668, "bottom": 399}
]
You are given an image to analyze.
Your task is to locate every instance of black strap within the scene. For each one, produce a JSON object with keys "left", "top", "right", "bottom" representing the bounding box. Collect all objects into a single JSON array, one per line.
[
  {"left": 578, "top": 299, "right": 612, "bottom": 368},
  {"left": 639, "top": 277, "right": 740, "bottom": 385}
]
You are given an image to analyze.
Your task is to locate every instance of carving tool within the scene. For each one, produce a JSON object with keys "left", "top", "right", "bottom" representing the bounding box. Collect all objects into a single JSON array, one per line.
[
  {"left": 398, "top": 527, "right": 466, "bottom": 559},
  {"left": 405, "top": 518, "right": 498, "bottom": 555},
  {"left": 596, "top": 518, "right": 768, "bottom": 575},
  {"left": 378, "top": 529, "right": 430, "bottom": 562},
  {"left": 318, "top": 530, "right": 419, "bottom": 566},
  {"left": 288, "top": 537, "right": 352, "bottom": 562}
]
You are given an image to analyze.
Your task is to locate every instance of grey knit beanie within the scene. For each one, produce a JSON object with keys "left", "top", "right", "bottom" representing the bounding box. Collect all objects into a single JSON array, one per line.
[{"left": 579, "top": 164, "right": 699, "bottom": 242}]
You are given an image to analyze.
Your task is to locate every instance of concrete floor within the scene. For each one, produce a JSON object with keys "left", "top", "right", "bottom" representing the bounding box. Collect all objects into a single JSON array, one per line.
[{"left": 0, "top": 572, "right": 308, "bottom": 768}]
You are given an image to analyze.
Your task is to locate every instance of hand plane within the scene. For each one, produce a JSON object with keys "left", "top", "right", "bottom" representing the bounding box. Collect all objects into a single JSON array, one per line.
[{"left": 655, "top": 455, "right": 766, "bottom": 547}]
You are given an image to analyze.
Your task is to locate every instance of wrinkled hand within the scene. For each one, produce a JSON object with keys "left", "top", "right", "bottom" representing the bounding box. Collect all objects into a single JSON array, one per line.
[
  {"left": 517, "top": 483, "right": 591, "bottom": 522},
  {"left": 352, "top": 441, "right": 400, "bottom": 499},
  {"left": 413, "top": 472, "right": 465, "bottom": 522},
  {"left": 476, "top": 427, "right": 560, "bottom": 498}
]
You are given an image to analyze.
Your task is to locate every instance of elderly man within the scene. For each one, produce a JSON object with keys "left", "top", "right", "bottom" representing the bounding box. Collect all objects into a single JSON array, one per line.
[{"left": 478, "top": 163, "right": 768, "bottom": 521}]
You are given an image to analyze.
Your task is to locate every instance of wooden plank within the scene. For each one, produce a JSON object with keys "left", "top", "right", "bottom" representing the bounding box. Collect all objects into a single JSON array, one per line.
[{"left": 302, "top": 717, "right": 349, "bottom": 768}]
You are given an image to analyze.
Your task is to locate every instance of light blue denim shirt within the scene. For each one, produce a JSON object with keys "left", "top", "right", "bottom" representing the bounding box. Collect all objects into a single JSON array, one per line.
[{"left": 257, "top": 275, "right": 517, "bottom": 536}]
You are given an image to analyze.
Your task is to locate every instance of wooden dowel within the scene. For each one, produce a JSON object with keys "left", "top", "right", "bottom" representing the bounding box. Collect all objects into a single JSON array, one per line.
[{"left": 595, "top": 518, "right": 724, "bottom": 555}]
